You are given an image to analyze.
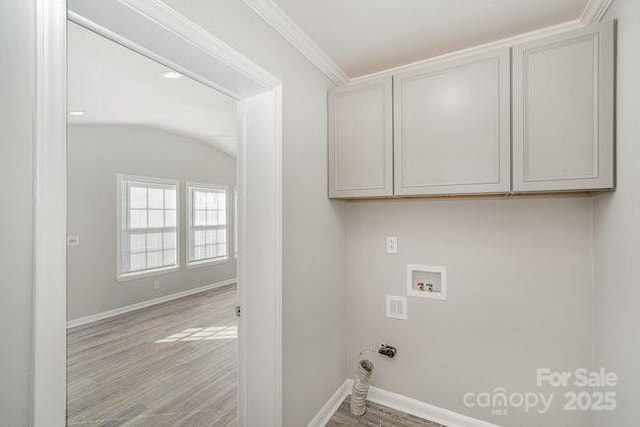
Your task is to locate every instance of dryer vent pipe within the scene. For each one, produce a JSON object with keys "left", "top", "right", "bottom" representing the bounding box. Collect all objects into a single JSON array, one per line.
[{"left": 350, "top": 359, "right": 374, "bottom": 416}]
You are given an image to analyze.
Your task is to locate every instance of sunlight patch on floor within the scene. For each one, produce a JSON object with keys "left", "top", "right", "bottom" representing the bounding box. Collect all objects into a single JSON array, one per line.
[{"left": 155, "top": 325, "right": 237, "bottom": 343}]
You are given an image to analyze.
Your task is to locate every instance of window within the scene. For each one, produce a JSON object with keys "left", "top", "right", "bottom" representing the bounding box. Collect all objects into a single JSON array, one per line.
[
  {"left": 234, "top": 188, "right": 238, "bottom": 258},
  {"left": 118, "top": 175, "right": 179, "bottom": 280},
  {"left": 187, "top": 183, "right": 228, "bottom": 266}
]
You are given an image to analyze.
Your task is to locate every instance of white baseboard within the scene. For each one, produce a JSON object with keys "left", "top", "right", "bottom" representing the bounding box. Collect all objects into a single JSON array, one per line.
[
  {"left": 310, "top": 378, "right": 497, "bottom": 427},
  {"left": 66, "top": 278, "right": 237, "bottom": 328},
  {"left": 307, "top": 380, "right": 350, "bottom": 427}
]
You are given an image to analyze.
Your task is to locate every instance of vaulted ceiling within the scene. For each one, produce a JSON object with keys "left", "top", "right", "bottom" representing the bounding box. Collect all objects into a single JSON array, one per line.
[{"left": 68, "top": 22, "right": 238, "bottom": 156}]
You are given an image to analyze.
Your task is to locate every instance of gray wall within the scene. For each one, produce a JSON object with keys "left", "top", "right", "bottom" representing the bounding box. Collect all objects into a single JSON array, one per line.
[
  {"left": 10, "top": 1, "right": 628, "bottom": 426},
  {"left": 593, "top": 1, "right": 640, "bottom": 425},
  {"left": 67, "top": 124, "right": 237, "bottom": 320},
  {"left": 346, "top": 197, "right": 594, "bottom": 426},
  {"left": 0, "top": 0, "right": 35, "bottom": 425}
]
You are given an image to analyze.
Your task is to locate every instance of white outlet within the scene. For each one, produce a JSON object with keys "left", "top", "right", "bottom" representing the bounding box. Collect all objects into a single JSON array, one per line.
[
  {"left": 67, "top": 235, "right": 80, "bottom": 246},
  {"left": 386, "top": 236, "right": 398, "bottom": 254},
  {"left": 153, "top": 280, "right": 160, "bottom": 290}
]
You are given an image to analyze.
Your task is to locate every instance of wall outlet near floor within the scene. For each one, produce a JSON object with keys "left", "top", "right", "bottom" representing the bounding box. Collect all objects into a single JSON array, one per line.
[
  {"left": 67, "top": 235, "right": 80, "bottom": 246},
  {"left": 153, "top": 280, "right": 160, "bottom": 290},
  {"left": 386, "top": 236, "right": 398, "bottom": 254}
]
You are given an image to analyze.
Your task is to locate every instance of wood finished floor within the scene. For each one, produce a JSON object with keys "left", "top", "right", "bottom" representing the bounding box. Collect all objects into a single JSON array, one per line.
[
  {"left": 66, "top": 284, "right": 238, "bottom": 426},
  {"left": 327, "top": 397, "right": 445, "bottom": 427}
]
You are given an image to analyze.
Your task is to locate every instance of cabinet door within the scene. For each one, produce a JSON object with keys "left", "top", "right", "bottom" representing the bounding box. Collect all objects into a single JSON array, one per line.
[
  {"left": 328, "top": 76, "right": 393, "bottom": 198},
  {"left": 394, "top": 48, "right": 511, "bottom": 196},
  {"left": 512, "top": 21, "right": 615, "bottom": 192}
]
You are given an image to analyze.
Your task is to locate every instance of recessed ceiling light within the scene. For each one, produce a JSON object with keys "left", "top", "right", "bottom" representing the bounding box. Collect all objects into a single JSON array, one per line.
[
  {"left": 68, "top": 111, "right": 86, "bottom": 116},
  {"left": 160, "top": 71, "right": 182, "bottom": 79}
]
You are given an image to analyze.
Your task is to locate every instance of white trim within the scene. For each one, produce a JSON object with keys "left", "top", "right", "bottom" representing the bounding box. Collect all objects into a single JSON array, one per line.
[
  {"left": 351, "top": 20, "right": 585, "bottom": 84},
  {"left": 117, "top": 173, "right": 181, "bottom": 186},
  {"left": 239, "top": 0, "right": 349, "bottom": 85},
  {"left": 235, "top": 86, "right": 283, "bottom": 427},
  {"left": 32, "top": 0, "right": 67, "bottom": 425},
  {"left": 273, "top": 83, "right": 284, "bottom": 427},
  {"left": 581, "top": 0, "right": 614, "bottom": 24},
  {"left": 186, "top": 257, "right": 230, "bottom": 269},
  {"left": 306, "top": 380, "right": 350, "bottom": 427},
  {"left": 118, "top": 265, "right": 182, "bottom": 281},
  {"left": 185, "top": 181, "right": 229, "bottom": 191},
  {"left": 310, "top": 380, "right": 497, "bottom": 427},
  {"left": 236, "top": 100, "right": 248, "bottom": 427},
  {"left": 233, "top": 186, "right": 239, "bottom": 259},
  {"left": 343, "top": 380, "right": 499, "bottom": 427},
  {"left": 117, "top": 0, "right": 281, "bottom": 91},
  {"left": 186, "top": 181, "right": 230, "bottom": 267},
  {"left": 66, "top": 278, "right": 237, "bottom": 328},
  {"left": 39, "top": 1, "right": 284, "bottom": 425},
  {"left": 237, "top": 1, "right": 612, "bottom": 86},
  {"left": 406, "top": 264, "right": 447, "bottom": 301}
]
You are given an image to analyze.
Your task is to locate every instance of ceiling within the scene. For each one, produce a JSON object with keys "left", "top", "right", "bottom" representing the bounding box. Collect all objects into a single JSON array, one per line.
[
  {"left": 68, "top": 22, "right": 238, "bottom": 156},
  {"left": 271, "top": 0, "right": 591, "bottom": 77}
]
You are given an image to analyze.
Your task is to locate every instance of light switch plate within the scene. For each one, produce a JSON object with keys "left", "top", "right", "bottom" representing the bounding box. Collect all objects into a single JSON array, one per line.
[
  {"left": 386, "top": 236, "right": 398, "bottom": 254},
  {"left": 67, "top": 236, "right": 80, "bottom": 246}
]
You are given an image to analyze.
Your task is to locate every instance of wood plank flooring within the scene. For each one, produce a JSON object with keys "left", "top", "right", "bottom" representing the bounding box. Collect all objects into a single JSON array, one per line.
[
  {"left": 66, "top": 284, "right": 238, "bottom": 426},
  {"left": 327, "top": 397, "right": 445, "bottom": 427}
]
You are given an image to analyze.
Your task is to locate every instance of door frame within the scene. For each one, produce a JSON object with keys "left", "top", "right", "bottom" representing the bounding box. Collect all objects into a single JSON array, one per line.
[{"left": 32, "top": 0, "right": 283, "bottom": 425}]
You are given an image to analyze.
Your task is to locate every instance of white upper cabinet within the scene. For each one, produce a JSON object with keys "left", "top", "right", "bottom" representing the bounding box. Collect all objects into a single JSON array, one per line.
[
  {"left": 393, "top": 48, "right": 511, "bottom": 196},
  {"left": 328, "top": 76, "right": 393, "bottom": 198},
  {"left": 512, "top": 21, "right": 615, "bottom": 192},
  {"left": 327, "top": 21, "right": 615, "bottom": 199}
]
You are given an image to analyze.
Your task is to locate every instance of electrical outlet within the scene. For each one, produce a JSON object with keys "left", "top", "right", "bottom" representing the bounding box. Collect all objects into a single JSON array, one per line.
[
  {"left": 67, "top": 235, "right": 80, "bottom": 246},
  {"left": 386, "top": 236, "right": 398, "bottom": 254},
  {"left": 153, "top": 280, "right": 160, "bottom": 290}
]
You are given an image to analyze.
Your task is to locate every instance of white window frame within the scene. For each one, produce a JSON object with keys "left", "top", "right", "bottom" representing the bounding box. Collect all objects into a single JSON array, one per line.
[
  {"left": 116, "top": 174, "right": 181, "bottom": 281},
  {"left": 234, "top": 187, "right": 238, "bottom": 259},
  {"left": 186, "top": 182, "right": 229, "bottom": 268}
]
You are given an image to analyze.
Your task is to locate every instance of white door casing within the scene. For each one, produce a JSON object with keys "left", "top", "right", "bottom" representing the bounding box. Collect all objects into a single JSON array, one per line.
[{"left": 33, "top": 0, "right": 283, "bottom": 425}]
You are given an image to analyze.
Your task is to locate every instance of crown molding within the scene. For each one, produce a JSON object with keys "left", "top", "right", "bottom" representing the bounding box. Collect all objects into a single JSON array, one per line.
[
  {"left": 581, "top": 0, "right": 614, "bottom": 24},
  {"left": 240, "top": 0, "right": 350, "bottom": 86},
  {"left": 241, "top": 0, "right": 610, "bottom": 87}
]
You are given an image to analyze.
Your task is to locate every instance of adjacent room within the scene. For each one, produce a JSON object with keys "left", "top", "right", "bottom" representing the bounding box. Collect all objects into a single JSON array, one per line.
[
  {"left": 3, "top": 0, "right": 640, "bottom": 427},
  {"left": 65, "top": 22, "right": 239, "bottom": 425}
]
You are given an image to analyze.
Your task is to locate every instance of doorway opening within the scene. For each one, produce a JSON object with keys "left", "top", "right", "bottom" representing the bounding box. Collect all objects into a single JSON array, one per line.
[
  {"left": 33, "top": 1, "right": 282, "bottom": 425},
  {"left": 66, "top": 21, "right": 240, "bottom": 425}
]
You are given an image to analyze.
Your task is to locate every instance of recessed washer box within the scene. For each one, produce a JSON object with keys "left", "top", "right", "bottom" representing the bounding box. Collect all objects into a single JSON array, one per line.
[{"left": 407, "top": 264, "right": 447, "bottom": 300}]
